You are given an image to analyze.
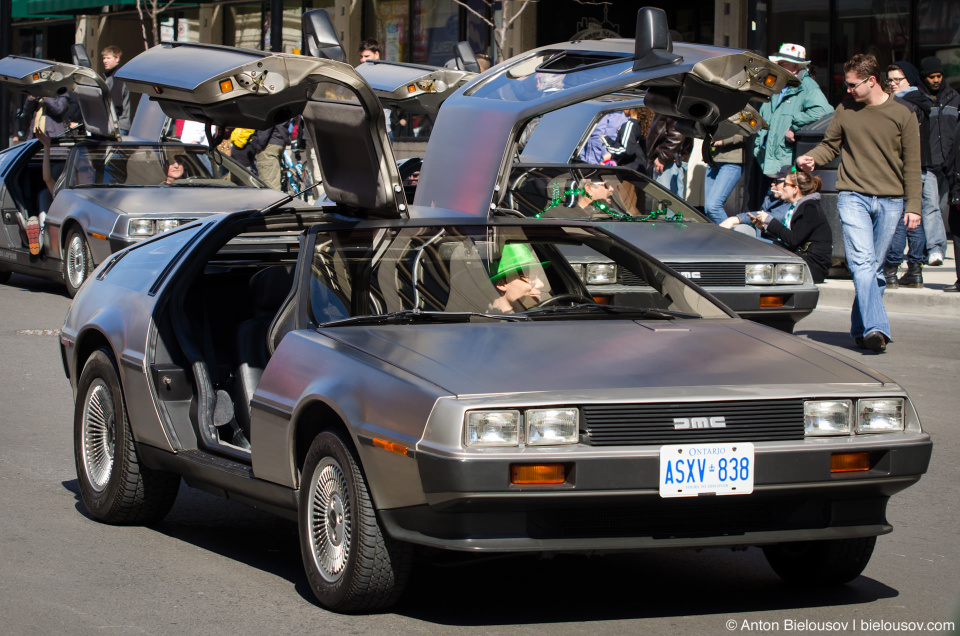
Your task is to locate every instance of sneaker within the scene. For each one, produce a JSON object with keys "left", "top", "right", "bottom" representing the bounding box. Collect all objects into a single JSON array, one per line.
[
  {"left": 26, "top": 217, "right": 40, "bottom": 256},
  {"left": 863, "top": 331, "right": 887, "bottom": 353},
  {"left": 928, "top": 250, "right": 944, "bottom": 267}
]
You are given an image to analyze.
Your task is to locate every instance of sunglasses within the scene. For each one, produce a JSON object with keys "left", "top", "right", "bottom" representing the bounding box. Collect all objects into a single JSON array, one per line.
[{"left": 845, "top": 77, "right": 870, "bottom": 90}]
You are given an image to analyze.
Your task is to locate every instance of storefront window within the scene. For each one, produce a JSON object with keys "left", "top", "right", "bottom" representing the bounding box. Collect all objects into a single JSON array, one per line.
[
  {"left": 768, "top": 0, "right": 830, "bottom": 96},
  {"left": 412, "top": 0, "right": 459, "bottom": 65},
  {"left": 160, "top": 11, "right": 201, "bottom": 43},
  {"left": 916, "top": 0, "right": 960, "bottom": 88},
  {"left": 367, "top": 0, "right": 410, "bottom": 62},
  {"left": 832, "top": 0, "right": 909, "bottom": 100},
  {"left": 227, "top": 4, "right": 266, "bottom": 50}
]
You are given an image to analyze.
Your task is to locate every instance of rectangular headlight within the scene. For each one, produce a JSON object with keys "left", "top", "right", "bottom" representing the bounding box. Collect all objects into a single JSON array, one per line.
[
  {"left": 804, "top": 400, "right": 853, "bottom": 436},
  {"left": 857, "top": 398, "right": 904, "bottom": 433},
  {"left": 585, "top": 263, "right": 617, "bottom": 285},
  {"left": 775, "top": 263, "right": 804, "bottom": 284},
  {"left": 156, "top": 219, "right": 181, "bottom": 233},
  {"left": 525, "top": 408, "right": 579, "bottom": 445},
  {"left": 128, "top": 219, "right": 155, "bottom": 236},
  {"left": 464, "top": 410, "right": 520, "bottom": 447},
  {"left": 746, "top": 263, "right": 773, "bottom": 284}
]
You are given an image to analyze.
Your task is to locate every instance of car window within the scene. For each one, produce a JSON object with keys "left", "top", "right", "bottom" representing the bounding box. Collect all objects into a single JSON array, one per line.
[
  {"left": 307, "top": 223, "right": 728, "bottom": 323},
  {"left": 466, "top": 53, "right": 634, "bottom": 103},
  {"left": 506, "top": 166, "right": 707, "bottom": 223},
  {"left": 66, "top": 144, "right": 265, "bottom": 189}
]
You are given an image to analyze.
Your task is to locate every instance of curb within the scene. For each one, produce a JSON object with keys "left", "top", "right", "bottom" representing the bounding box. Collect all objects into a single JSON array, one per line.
[{"left": 816, "top": 282, "right": 960, "bottom": 317}]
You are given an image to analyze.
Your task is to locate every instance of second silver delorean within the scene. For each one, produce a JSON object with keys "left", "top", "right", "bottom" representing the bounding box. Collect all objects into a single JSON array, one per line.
[{"left": 60, "top": 8, "right": 931, "bottom": 613}]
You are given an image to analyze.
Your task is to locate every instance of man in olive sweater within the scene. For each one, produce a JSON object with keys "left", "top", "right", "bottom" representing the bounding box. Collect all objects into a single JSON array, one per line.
[{"left": 797, "top": 53, "right": 921, "bottom": 353}]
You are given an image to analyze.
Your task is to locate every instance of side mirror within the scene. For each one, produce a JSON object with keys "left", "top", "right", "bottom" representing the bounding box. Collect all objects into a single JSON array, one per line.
[
  {"left": 302, "top": 9, "right": 345, "bottom": 62},
  {"left": 71, "top": 44, "right": 93, "bottom": 69},
  {"left": 453, "top": 41, "right": 480, "bottom": 73},
  {"left": 633, "top": 7, "right": 681, "bottom": 71}
]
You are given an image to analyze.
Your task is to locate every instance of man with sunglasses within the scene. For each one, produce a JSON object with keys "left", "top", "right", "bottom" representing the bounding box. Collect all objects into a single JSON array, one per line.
[{"left": 797, "top": 54, "right": 921, "bottom": 353}]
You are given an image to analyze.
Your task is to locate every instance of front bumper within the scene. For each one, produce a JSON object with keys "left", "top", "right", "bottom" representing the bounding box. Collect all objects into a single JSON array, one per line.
[{"left": 384, "top": 435, "right": 931, "bottom": 551}]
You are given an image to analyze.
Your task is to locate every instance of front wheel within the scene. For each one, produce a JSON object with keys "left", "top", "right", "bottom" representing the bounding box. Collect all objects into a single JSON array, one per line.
[
  {"left": 763, "top": 536, "right": 876, "bottom": 586},
  {"left": 74, "top": 348, "right": 180, "bottom": 524},
  {"left": 299, "top": 430, "right": 413, "bottom": 612},
  {"left": 63, "top": 228, "right": 93, "bottom": 297}
]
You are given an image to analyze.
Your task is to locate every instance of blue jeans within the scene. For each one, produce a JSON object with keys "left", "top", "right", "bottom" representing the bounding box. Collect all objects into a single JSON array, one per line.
[
  {"left": 837, "top": 192, "right": 903, "bottom": 340},
  {"left": 886, "top": 214, "right": 925, "bottom": 265},
  {"left": 921, "top": 170, "right": 947, "bottom": 255},
  {"left": 703, "top": 163, "right": 742, "bottom": 224},
  {"left": 655, "top": 161, "right": 687, "bottom": 197}
]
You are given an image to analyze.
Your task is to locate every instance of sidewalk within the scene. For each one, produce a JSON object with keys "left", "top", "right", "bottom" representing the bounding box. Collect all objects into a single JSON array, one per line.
[{"left": 817, "top": 242, "right": 960, "bottom": 316}]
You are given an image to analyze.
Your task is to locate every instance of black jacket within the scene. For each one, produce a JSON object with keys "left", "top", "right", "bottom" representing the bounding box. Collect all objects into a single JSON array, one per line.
[
  {"left": 892, "top": 62, "right": 934, "bottom": 171},
  {"left": 249, "top": 123, "right": 292, "bottom": 153},
  {"left": 601, "top": 117, "right": 647, "bottom": 173},
  {"left": 920, "top": 80, "right": 960, "bottom": 177},
  {"left": 646, "top": 115, "right": 692, "bottom": 168},
  {"left": 762, "top": 192, "right": 833, "bottom": 283}
]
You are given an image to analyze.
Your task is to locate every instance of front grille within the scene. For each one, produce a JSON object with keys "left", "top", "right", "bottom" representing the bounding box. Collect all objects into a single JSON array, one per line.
[
  {"left": 581, "top": 399, "right": 805, "bottom": 446},
  {"left": 619, "top": 262, "right": 745, "bottom": 286},
  {"left": 527, "top": 496, "right": 830, "bottom": 539}
]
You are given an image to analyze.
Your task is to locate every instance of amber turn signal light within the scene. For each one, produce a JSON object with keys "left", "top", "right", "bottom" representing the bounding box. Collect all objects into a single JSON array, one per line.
[
  {"left": 511, "top": 464, "right": 565, "bottom": 485},
  {"left": 764, "top": 74, "right": 778, "bottom": 88},
  {"left": 759, "top": 295, "right": 785, "bottom": 308},
  {"left": 831, "top": 452, "right": 870, "bottom": 473},
  {"left": 373, "top": 438, "right": 408, "bottom": 456},
  {"left": 219, "top": 78, "right": 234, "bottom": 93}
]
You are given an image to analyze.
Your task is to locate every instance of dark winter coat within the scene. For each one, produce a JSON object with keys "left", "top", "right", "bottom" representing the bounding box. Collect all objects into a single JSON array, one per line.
[
  {"left": 646, "top": 115, "right": 692, "bottom": 169},
  {"left": 762, "top": 192, "right": 833, "bottom": 283},
  {"left": 600, "top": 117, "right": 647, "bottom": 173}
]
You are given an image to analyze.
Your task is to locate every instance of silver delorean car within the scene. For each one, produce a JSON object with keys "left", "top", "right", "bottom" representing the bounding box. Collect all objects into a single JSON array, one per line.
[
  {"left": 60, "top": 9, "right": 931, "bottom": 613},
  {"left": 0, "top": 57, "right": 293, "bottom": 296}
]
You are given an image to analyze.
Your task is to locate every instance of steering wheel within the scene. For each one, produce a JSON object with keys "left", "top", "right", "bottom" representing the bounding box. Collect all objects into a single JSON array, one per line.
[{"left": 534, "top": 293, "right": 596, "bottom": 308}]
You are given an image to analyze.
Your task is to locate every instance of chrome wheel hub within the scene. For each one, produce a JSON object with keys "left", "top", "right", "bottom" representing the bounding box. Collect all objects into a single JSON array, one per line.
[
  {"left": 66, "top": 235, "right": 87, "bottom": 289},
  {"left": 309, "top": 458, "right": 351, "bottom": 582},
  {"left": 81, "top": 380, "right": 115, "bottom": 492}
]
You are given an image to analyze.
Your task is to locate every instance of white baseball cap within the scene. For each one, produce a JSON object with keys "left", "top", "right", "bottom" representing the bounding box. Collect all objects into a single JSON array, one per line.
[{"left": 769, "top": 43, "right": 810, "bottom": 66}]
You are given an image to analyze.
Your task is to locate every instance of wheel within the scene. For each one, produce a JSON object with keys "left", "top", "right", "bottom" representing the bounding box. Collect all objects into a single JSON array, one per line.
[
  {"left": 62, "top": 228, "right": 93, "bottom": 297},
  {"left": 763, "top": 536, "right": 876, "bottom": 586},
  {"left": 74, "top": 348, "right": 180, "bottom": 524},
  {"left": 534, "top": 293, "right": 596, "bottom": 308},
  {"left": 299, "top": 430, "right": 413, "bottom": 612}
]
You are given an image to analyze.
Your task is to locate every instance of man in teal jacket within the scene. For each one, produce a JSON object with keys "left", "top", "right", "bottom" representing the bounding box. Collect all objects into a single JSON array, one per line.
[{"left": 753, "top": 43, "right": 831, "bottom": 177}]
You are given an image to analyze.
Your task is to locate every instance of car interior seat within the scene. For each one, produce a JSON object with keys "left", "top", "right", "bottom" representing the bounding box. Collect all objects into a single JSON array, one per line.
[{"left": 234, "top": 264, "right": 296, "bottom": 435}]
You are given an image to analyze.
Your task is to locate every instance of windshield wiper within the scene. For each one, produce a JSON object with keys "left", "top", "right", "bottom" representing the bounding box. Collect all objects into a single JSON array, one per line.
[
  {"left": 319, "top": 309, "right": 531, "bottom": 327},
  {"left": 523, "top": 303, "right": 699, "bottom": 320}
]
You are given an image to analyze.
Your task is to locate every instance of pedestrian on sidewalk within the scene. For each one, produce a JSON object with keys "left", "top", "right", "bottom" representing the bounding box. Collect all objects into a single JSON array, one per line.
[
  {"left": 797, "top": 53, "right": 921, "bottom": 353},
  {"left": 883, "top": 61, "right": 941, "bottom": 289},
  {"left": 646, "top": 114, "right": 691, "bottom": 196}
]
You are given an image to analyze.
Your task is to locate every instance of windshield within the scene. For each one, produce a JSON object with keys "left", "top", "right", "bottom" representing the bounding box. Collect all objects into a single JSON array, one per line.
[
  {"left": 506, "top": 166, "right": 708, "bottom": 224},
  {"left": 308, "top": 223, "right": 728, "bottom": 325},
  {"left": 66, "top": 144, "right": 266, "bottom": 189}
]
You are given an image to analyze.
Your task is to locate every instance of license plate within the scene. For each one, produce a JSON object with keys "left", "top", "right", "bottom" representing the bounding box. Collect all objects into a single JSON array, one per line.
[{"left": 659, "top": 442, "right": 755, "bottom": 498}]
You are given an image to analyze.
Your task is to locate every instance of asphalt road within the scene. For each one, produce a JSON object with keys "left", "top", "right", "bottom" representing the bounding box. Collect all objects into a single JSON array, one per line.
[{"left": 1, "top": 272, "right": 957, "bottom": 636}]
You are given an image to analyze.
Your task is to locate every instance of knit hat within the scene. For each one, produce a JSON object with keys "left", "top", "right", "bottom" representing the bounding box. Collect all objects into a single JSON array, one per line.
[
  {"left": 768, "top": 43, "right": 810, "bottom": 66},
  {"left": 892, "top": 60, "right": 920, "bottom": 88},
  {"left": 919, "top": 56, "right": 943, "bottom": 77}
]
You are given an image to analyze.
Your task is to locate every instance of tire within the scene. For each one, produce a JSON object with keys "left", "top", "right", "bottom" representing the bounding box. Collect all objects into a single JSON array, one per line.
[
  {"left": 74, "top": 348, "right": 180, "bottom": 525},
  {"left": 763, "top": 536, "right": 876, "bottom": 586},
  {"left": 0, "top": 269, "right": 10, "bottom": 284},
  {"left": 63, "top": 228, "right": 93, "bottom": 297},
  {"left": 299, "top": 430, "right": 413, "bottom": 612}
]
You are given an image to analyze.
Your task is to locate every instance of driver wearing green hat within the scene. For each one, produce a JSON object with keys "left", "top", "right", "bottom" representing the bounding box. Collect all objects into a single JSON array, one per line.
[{"left": 489, "top": 243, "right": 549, "bottom": 313}]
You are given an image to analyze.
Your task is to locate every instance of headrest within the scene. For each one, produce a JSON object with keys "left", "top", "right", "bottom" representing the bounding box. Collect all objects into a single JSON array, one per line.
[{"left": 250, "top": 265, "right": 295, "bottom": 313}]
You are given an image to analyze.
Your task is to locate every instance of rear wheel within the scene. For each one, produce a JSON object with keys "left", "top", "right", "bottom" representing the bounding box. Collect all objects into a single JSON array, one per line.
[
  {"left": 74, "top": 348, "right": 180, "bottom": 524},
  {"left": 63, "top": 228, "right": 93, "bottom": 297},
  {"left": 763, "top": 537, "right": 876, "bottom": 586},
  {"left": 299, "top": 430, "right": 413, "bottom": 612}
]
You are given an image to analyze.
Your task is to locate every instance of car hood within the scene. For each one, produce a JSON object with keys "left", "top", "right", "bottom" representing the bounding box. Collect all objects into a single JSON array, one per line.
[
  {"left": 63, "top": 187, "right": 300, "bottom": 216},
  {"left": 321, "top": 320, "right": 888, "bottom": 397},
  {"left": 594, "top": 221, "right": 803, "bottom": 262}
]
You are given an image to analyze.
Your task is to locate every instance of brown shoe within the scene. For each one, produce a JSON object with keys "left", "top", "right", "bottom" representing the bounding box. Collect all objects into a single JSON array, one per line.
[{"left": 26, "top": 217, "right": 40, "bottom": 256}]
